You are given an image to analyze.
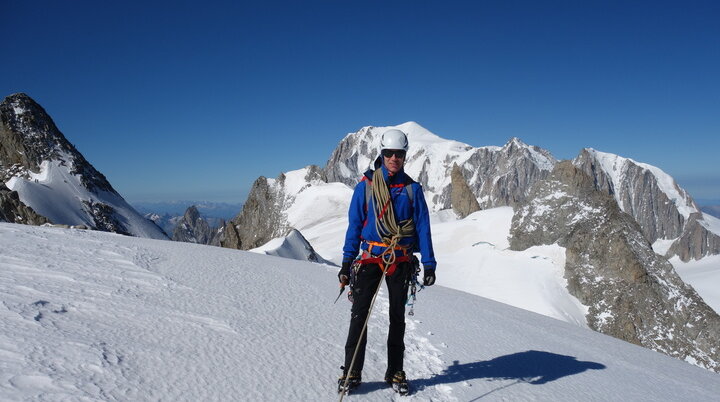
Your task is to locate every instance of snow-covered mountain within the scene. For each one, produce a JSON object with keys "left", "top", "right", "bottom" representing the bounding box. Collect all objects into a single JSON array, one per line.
[
  {"left": 574, "top": 148, "right": 720, "bottom": 261},
  {"left": 324, "top": 122, "right": 557, "bottom": 211},
  {"left": 0, "top": 93, "right": 166, "bottom": 239},
  {"left": 220, "top": 165, "right": 347, "bottom": 250},
  {"left": 2, "top": 222, "right": 720, "bottom": 400}
]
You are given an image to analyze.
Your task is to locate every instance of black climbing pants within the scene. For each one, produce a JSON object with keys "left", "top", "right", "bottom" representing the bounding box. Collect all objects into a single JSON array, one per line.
[{"left": 344, "top": 262, "right": 411, "bottom": 374}]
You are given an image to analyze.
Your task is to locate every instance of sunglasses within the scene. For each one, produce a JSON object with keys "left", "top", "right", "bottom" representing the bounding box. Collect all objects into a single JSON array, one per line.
[{"left": 382, "top": 149, "right": 407, "bottom": 159}]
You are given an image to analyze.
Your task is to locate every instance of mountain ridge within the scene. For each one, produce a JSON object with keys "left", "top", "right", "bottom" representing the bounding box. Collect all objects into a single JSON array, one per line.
[{"left": 0, "top": 93, "right": 166, "bottom": 239}]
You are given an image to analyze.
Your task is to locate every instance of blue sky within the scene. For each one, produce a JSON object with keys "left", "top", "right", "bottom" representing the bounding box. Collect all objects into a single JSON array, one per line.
[{"left": 3, "top": 1, "right": 719, "bottom": 203}]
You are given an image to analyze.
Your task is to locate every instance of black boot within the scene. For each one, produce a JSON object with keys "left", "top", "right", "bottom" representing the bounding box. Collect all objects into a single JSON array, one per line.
[
  {"left": 337, "top": 367, "right": 362, "bottom": 394},
  {"left": 384, "top": 367, "right": 396, "bottom": 384},
  {"left": 389, "top": 370, "right": 409, "bottom": 395}
]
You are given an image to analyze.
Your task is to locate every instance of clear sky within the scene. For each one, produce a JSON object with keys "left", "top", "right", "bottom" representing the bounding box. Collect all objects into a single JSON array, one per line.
[{"left": 3, "top": 1, "right": 719, "bottom": 203}]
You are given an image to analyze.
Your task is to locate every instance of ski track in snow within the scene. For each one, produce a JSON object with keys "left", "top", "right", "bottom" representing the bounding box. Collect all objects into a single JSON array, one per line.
[{"left": 2, "top": 223, "right": 720, "bottom": 401}]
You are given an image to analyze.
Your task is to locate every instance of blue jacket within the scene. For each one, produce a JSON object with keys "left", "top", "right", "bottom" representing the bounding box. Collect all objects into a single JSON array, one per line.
[{"left": 342, "top": 165, "right": 437, "bottom": 270}]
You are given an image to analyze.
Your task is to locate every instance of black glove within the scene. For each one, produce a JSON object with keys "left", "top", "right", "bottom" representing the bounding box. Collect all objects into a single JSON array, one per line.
[
  {"left": 338, "top": 261, "right": 351, "bottom": 286},
  {"left": 423, "top": 267, "right": 436, "bottom": 286}
]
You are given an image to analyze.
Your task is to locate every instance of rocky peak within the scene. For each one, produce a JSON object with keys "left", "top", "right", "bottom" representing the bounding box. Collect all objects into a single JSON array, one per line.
[
  {"left": 510, "top": 161, "right": 720, "bottom": 372},
  {"left": 666, "top": 212, "right": 720, "bottom": 261},
  {"left": 172, "top": 205, "right": 218, "bottom": 244},
  {"left": 222, "top": 165, "right": 325, "bottom": 250},
  {"left": 573, "top": 148, "right": 697, "bottom": 243},
  {"left": 572, "top": 148, "right": 720, "bottom": 261},
  {"left": 0, "top": 93, "right": 114, "bottom": 193},
  {"left": 450, "top": 163, "right": 481, "bottom": 218},
  {"left": 183, "top": 205, "right": 201, "bottom": 223},
  {"left": 0, "top": 93, "right": 166, "bottom": 239},
  {"left": 323, "top": 123, "right": 557, "bottom": 211}
]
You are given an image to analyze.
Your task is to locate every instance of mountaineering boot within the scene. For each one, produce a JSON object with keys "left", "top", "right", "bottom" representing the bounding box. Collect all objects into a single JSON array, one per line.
[
  {"left": 384, "top": 367, "right": 396, "bottom": 384},
  {"left": 389, "top": 370, "right": 410, "bottom": 395},
  {"left": 337, "top": 367, "right": 362, "bottom": 394}
]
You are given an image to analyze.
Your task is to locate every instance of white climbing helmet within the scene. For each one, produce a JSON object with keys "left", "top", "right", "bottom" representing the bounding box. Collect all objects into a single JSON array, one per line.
[{"left": 379, "top": 129, "right": 409, "bottom": 152}]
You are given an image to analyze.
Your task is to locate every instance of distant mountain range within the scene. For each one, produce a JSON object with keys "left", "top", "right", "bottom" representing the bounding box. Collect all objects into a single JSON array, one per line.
[
  {"left": 134, "top": 201, "right": 238, "bottom": 241},
  {"left": 133, "top": 201, "right": 242, "bottom": 220}
]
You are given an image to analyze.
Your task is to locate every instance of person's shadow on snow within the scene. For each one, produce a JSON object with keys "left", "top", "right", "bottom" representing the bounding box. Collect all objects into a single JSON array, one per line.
[
  {"left": 348, "top": 350, "right": 605, "bottom": 396},
  {"left": 413, "top": 350, "right": 605, "bottom": 394}
]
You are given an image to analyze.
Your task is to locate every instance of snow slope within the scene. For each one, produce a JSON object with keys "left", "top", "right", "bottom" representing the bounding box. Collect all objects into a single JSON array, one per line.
[
  {"left": 5, "top": 154, "right": 166, "bottom": 239},
  {"left": 430, "top": 208, "right": 588, "bottom": 326},
  {"left": 2, "top": 222, "right": 719, "bottom": 401},
  {"left": 259, "top": 188, "right": 589, "bottom": 328},
  {"left": 672, "top": 254, "right": 720, "bottom": 314}
]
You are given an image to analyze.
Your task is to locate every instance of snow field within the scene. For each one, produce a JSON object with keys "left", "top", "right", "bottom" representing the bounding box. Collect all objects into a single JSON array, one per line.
[
  {"left": 672, "top": 254, "right": 720, "bottom": 314},
  {"left": 5, "top": 153, "right": 166, "bottom": 239},
  {"left": 2, "top": 222, "right": 720, "bottom": 401}
]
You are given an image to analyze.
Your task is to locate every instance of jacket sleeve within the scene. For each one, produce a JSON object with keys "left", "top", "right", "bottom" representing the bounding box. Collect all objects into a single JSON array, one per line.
[
  {"left": 412, "top": 183, "right": 437, "bottom": 269},
  {"left": 342, "top": 181, "right": 367, "bottom": 263}
]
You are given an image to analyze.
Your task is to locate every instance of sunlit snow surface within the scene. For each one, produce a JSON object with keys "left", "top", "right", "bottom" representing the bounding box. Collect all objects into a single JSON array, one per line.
[
  {"left": 256, "top": 181, "right": 589, "bottom": 327},
  {"left": 672, "top": 254, "right": 720, "bottom": 314},
  {"left": 2, "top": 222, "right": 720, "bottom": 400},
  {"left": 5, "top": 154, "right": 166, "bottom": 239}
]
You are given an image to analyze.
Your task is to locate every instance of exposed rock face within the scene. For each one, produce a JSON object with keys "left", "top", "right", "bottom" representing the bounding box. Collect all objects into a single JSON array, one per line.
[
  {"left": 450, "top": 163, "right": 480, "bottom": 218},
  {"left": 323, "top": 122, "right": 557, "bottom": 211},
  {"left": 208, "top": 221, "right": 226, "bottom": 247},
  {"left": 1, "top": 93, "right": 114, "bottom": 193},
  {"left": 573, "top": 148, "right": 720, "bottom": 260},
  {"left": 461, "top": 137, "right": 556, "bottom": 209},
  {"left": 222, "top": 165, "right": 325, "bottom": 250},
  {"left": 172, "top": 205, "right": 217, "bottom": 244},
  {"left": 510, "top": 161, "right": 720, "bottom": 372},
  {"left": 0, "top": 184, "right": 48, "bottom": 225},
  {"left": 666, "top": 213, "right": 720, "bottom": 261},
  {"left": 0, "top": 93, "right": 166, "bottom": 239},
  {"left": 573, "top": 149, "right": 692, "bottom": 242}
]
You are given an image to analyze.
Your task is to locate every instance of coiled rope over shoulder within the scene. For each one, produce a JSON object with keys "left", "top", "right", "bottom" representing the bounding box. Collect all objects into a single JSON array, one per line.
[{"left": 371, "top": 168, "right": 415, "bottom": 265}]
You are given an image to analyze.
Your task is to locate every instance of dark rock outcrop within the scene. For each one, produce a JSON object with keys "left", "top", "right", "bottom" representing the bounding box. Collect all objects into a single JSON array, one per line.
[
  {"left": 510, "top": 161, "right": 720, "bottom": 372},
  {"left": 666, "top": 213, "right": 720, "bottom": 261},
  {"left": 1, "top": 93, "right": 114, "bottom": 193},
  {"left": 573, "top": 148, "right": 720, "bottom": 260},
  {"left": 173, "top": 205, "right": 215, "bottom": 244},
  {"left": 222, "top": 165, "right": 325, "bottom": 250},
  {"left": 450, "top": 163, "right": 480, "bottom": 218},
  {"left": 0, "top": 184, "right": 48, "bottom": 225}
]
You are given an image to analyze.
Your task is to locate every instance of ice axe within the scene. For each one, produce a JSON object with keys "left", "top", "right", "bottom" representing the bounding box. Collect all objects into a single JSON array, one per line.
[{"left": 333, "top": 284, "right": 345, "bottom": 304}]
